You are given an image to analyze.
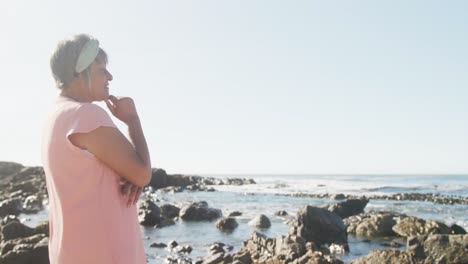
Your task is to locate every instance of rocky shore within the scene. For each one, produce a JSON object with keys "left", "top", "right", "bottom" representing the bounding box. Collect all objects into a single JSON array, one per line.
[{"left": 0, "top": 161, "right": 467, "bottom": 263}]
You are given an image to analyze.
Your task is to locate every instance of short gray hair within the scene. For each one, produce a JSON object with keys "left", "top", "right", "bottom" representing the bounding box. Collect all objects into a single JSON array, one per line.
[{"left": 50, "top": 34, "right": 108, "bottom": 89}]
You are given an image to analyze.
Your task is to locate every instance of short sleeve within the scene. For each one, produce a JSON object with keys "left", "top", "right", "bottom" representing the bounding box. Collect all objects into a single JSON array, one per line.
[{"left": 67, "top": 103, "right": 117, "bottom": 137}]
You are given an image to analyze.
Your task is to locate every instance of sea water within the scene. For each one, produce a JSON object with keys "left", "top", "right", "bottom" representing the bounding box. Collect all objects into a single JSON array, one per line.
[{"left": 22, "top": 174, "right": 468, "bottom": 263}]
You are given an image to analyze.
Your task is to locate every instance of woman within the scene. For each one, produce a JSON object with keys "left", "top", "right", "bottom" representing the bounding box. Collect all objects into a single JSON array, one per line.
[{"left": 42, "top": 34, "right": 151, "bottom": 264}]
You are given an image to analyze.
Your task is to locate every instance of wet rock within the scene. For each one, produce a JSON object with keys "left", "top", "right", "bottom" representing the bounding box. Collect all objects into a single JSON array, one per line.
[
  {"left": 216, "top": 217, "right": 238, "bottom": 231},
  {"left": 179, "top": 202, "right": 222, "bottom": 221},
  {"left": 392, "top": 216, "right": 451, "bottom": 237},
  {"left": 350, "top": 249, "right": 417, "bottom": 264},
  {"left": 138, "top": 199, "right": 161, "bottom": 226},
  {"left": 248, "top": 214, "right": 271, "bottom": 228},
  {"left": 327, "top": 198, "right": 369, "bottom": 219}
]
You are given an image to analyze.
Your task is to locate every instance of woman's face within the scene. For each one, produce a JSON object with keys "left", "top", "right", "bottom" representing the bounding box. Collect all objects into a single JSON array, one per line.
[{"left": 89, "top": 62, "right": 113, "bottom": 101}]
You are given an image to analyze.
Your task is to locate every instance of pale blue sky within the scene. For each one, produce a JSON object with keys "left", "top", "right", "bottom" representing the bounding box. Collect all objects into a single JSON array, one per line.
[{"left": 1, "top": 1, "right": 467, "bottom": 174}]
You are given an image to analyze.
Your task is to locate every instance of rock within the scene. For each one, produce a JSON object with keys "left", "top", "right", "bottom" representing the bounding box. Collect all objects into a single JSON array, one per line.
[
  {"left": 0, "top": 162, "right": 24, "bottom": 177},
  {"left": 348, "top": 213, "right": 397, "bottom": 237},
  {"left": 22, "top": 195, "right": 43, "bottom": 213},
  {"left": 1, "top": 221, "right": 36, "bottom": 240},
  {"left": 168, "top": 240, "right": 178, "bottom": 248},
  {"left": 332, "top": 193, "right": 346, "bottom": 200},
  {"left": 275, "top": 210, "right": 288, "bottom": 216},
  {"left": 150, "top": 242, "right": 166, "bottom": 248},
  {"left": 202, "top": 252, "right": 225, "bottom": 264},
  {"left": 160, "top": 204, "right": 180, "bottom": 218},
  {"left": 216, "top": 217, "right": 238, "bottom": 231},
  {"left": 228, "top": 211, "right": 242, "bottom": 217},
  {"left": 248, "top": 214, "right": 271, "bottom": 228},
  {"left": 392, "top": 216, "right": 451, "bottom": 237},
  {"left": 407, "top": 234, "right": 468, "bottom": 263},
  {"left": 0, "top": 198, "right": 23, "bottom": 217},
  {"left": 0, "top": 234, "right": 48, "bottom": 264},
  {"left": 179, "top": 202, "right": 222, "bottom": 221},
  {"left": 149, "top": 168, "right": 168, "bottom": 189},
  {"left": 450, "top": 223, "right": 467, "bottom": 234},
  {"left": 232, "top": 251, "right": 252, "bottom": 264},
  {"left": 350, "top": 249, "right": 417, "bottom": 264},
  {"left": 157, "top": 217, "right": 176, "bottom": 228},
  {"left": 293, "top": 205, "right": 348, "bottom": 249},
  {"left": 138, "top": 199, "right": 161, "bottom": 226},
  {"left": 327, "top": 198, "right": 369, "bottom": 219}
]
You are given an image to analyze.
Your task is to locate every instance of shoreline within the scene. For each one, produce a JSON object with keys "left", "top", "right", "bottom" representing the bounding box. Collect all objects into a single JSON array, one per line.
[{"left": 0, "top": 161, "right": 467, "bottom": 263}]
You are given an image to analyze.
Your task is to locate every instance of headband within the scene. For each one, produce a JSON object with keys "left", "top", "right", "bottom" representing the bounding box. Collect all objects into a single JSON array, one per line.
[{"left": 75, "top": 39, "right": 100, "bottom": 73}]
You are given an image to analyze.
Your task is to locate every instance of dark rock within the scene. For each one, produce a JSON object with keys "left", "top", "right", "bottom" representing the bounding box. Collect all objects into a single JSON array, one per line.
[
  {"left": 1, "top": 221, "right": 36, "bottom": 240},
  {"left": 168, "top": 240, "right": 178, "bottom": 248},
  {"left": 150, "top": 242, "right": 166, "bottom": 248},
  {"left": 450, "top": 223, "right": 467, "bottom": 234},
  {"left": 179, "top": 202, "right": 222, "bottom": 221},
  {"left": 350, "top": 249, "right": 417, "bottom": 264},
  {"left": 327, "top": 198, "right": 369, "bottom": 219},
  {"left": 156, "top": 217, "right": 176, "bottom": 228},
  {"left": 392, "top": 216, "right": 451, "bottom": 237},
  {"left": 248, "top": 214, "right": 271, "bottom": 228},
  {"left": 332, "top": 193, "right": 346, "bottom": 200},
  {"left": 137, "top": 199, "right": 161, "bottom": 226},
  {"left": 149, "top": 168, "right": 168, "bottom": 189},
  {"left": 294, "top": 205, "right": 348, "bottom": 249},
  {"left": 0, "top": 198, "right": 23, "bottom": 217},
  {"left": 228, "top": 211, "right": 242, "bottom": 217},
  {"left": 216, "top": 217, "right": 238, "bottom": 231},
  {"left": 160, "top": 204, "right": 180, "bottom": 218}
]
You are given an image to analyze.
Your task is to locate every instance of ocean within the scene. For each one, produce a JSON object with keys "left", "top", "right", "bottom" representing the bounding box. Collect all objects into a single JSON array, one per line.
[{"left": 23, "top": 174, "right": 468, "bottom": 263}]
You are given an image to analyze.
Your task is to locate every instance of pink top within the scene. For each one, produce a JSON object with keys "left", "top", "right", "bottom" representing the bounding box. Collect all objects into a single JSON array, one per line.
[{"left": 42, "top": 96, "right": 146, "bottom": 264}]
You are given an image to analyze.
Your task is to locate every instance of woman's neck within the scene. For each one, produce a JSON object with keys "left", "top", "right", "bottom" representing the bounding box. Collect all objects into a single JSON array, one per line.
[{"left": 60, "top": 85, "right": 92, "bottom": 102}]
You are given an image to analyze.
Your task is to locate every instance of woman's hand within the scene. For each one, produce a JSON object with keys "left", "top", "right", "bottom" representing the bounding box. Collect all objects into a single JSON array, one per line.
[
  {"left": 119, "top": 177, "right": 142, "bottom": 207},
  {"left": 105, "top": 95, "right": 139, "bottom": 124}
]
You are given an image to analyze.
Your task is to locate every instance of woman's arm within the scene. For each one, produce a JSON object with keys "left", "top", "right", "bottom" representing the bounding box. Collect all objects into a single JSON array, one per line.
[{"left": 69, "top": 96, "right": 152, "bottom": 187}]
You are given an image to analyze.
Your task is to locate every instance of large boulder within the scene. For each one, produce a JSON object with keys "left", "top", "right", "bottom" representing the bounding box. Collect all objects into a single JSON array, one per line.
[
  {"left": 407, "top": 234, "right": 468, "bottom": 263},
  {"left": 179, "top": 202, "right": 222, "bottom": 221},
  {"left": 327, "top": 198, "right": 369, "bottom": 219},
  {"left": 293, "top": 205, "right": 348, "bottom": 249},
  {"left": 216, "top": 217, "right": 238, "bottom": 231},
  {"left": 346, "top": 212, "right": 397, "bottom": 237},
  {"left": 138, "top": 199, "right": 161, "bottom": 226},
  {"left": 248, "top": 214, "right": 271, "bottom": 228},
  {"left": 392, "top": 216, "right": 451, "bottom": 237},
  {"left": 149, "top": 168, "right": 168, "bottom": 189},
  {"left": 160, "top": 203, "right": 180, "bottom": 219}
]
